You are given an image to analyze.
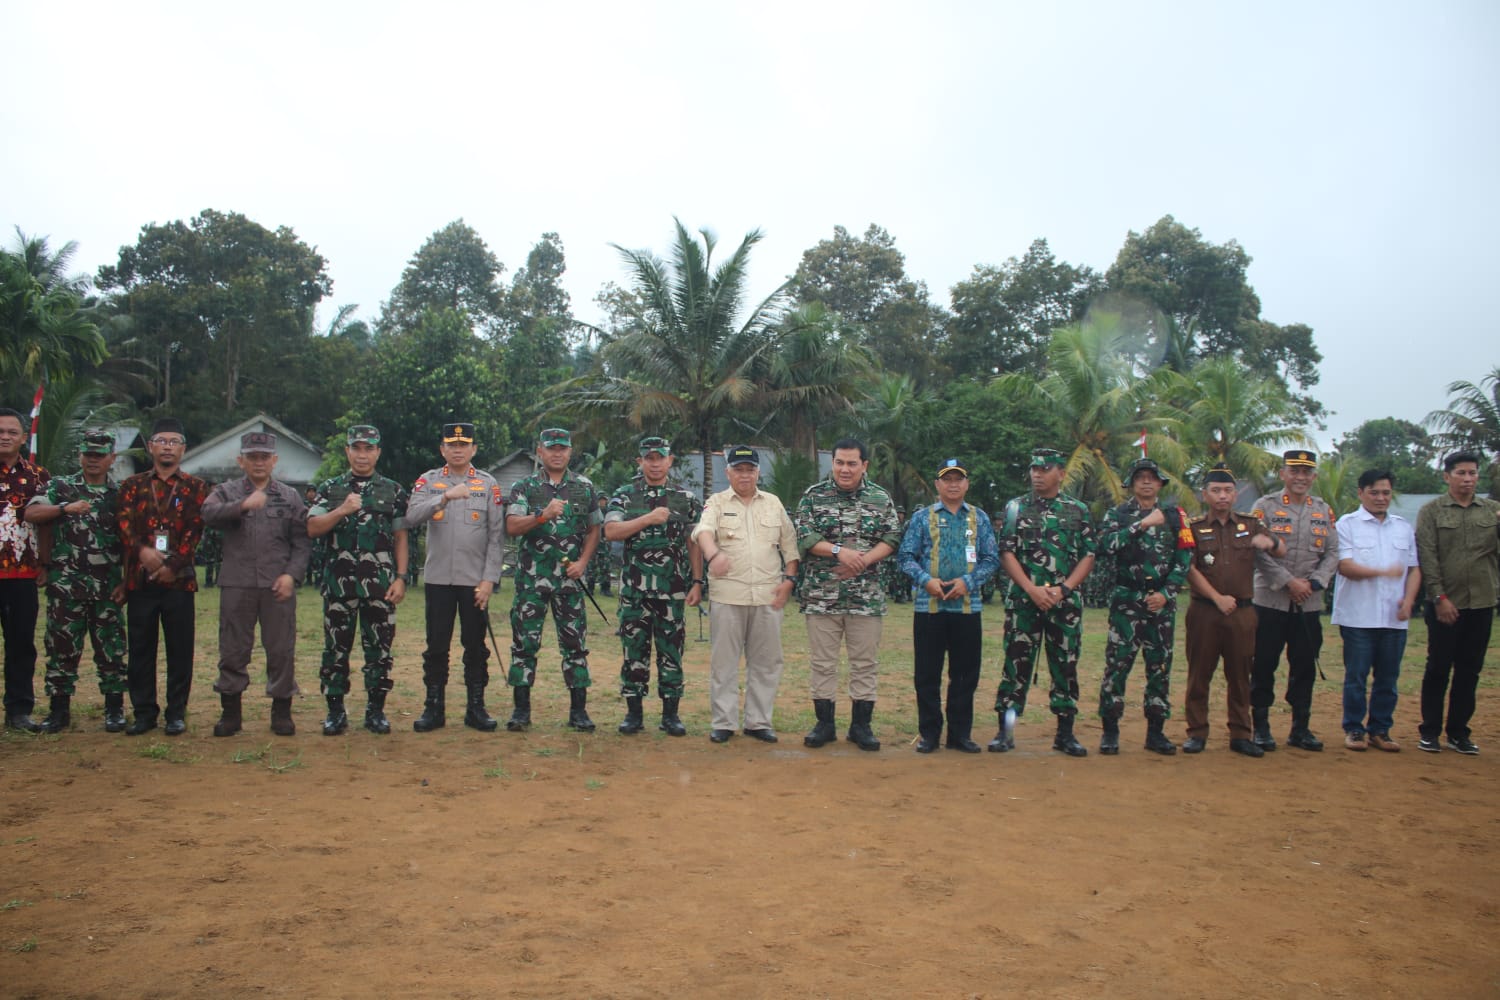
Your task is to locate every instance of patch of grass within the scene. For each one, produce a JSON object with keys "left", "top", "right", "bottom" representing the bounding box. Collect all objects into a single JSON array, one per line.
[
  {"left": 265, "top": 750, "right": 304, "bottom": 774},
  {"left": 529, "top": 747, "right": 555, "bottom": 757},
  {"left": 585, "top": 777, "right": 605, "bottom": 791},
  {"left": 12, "top": 938, "right": 37, "bottom": 953},
  {"left": 230, "top": 744, "right": 271, "bottom": 764},
  {"left": 135, "top": 741, "right": 196, "bottom": 764},
  {"left": 482, "top": 758, "right": 509, "bottom": 779},
  {"left": 12, "top": 836, "right": 36, "bottom": 845},
  {"left": 1, "top": 899, "right": 32, "bottom": 910}
]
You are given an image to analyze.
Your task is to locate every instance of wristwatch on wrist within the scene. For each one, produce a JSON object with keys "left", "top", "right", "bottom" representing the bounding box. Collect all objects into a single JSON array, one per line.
[
  {"left": 830, "top": 544, "right": 842, "bottom": 556},
  {"left": 783, "top": 574, "right": 796, "bottom": 583}
]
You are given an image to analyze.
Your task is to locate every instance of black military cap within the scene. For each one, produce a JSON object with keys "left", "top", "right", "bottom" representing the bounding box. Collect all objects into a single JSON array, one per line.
[
  {"left": 442, "top": 422, "right": 476, "bottom": 443},
  {"left": 638, "top": 436, "right": 671, "bottom": 457},
  {"left": 79, "top": 429, "right": 114, "bottom": 455},
  {"left": 240, "top": 431, "right": 277, "bottom": 455},
  {"left": 1126, "top": 457, "right": 1169, "bottom": 485},
  {"left": 725, "top": 445, "right": 760, "bottom": 467},
  {"left": 1283, "top": 449, "right": 1317, "bottom": 468},
  {"left": 1204, "top": 463, "right": 1237, "bottom": 485}
]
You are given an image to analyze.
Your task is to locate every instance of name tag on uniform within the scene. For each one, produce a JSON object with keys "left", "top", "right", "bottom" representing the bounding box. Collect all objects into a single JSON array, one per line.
[
  {"left": 965, "top": 545, "right": 977, "bottom": 562},
  {"left": 154, "top": 532, "right": 170, "bottom": 552}
]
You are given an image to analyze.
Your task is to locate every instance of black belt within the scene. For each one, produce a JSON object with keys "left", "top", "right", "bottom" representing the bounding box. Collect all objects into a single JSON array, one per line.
[{"left": 1194, "top": 596, "right": 1252, "bottom": 608}]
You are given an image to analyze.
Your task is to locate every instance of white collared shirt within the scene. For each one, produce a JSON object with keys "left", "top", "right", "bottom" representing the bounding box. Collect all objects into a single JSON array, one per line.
[{"left": 1330, "top": 506, "right": 1419, "bottom": 629}]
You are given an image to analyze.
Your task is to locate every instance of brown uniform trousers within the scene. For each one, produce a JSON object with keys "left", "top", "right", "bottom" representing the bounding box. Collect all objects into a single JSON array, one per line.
[{"left": 1185, "top": 512, "right": 1271, "bottom": 740}]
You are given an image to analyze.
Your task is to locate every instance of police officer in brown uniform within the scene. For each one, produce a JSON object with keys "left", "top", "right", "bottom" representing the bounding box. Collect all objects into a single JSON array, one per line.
[
  {"left": 1184, "top": 463, "right": 1285, "bottom": 756},
  {"left": 201, "top": 432, "right": 311, "bottom": 737},
  {"left": 1250, "top": 449, "right": 1340, "bottom": 752}
]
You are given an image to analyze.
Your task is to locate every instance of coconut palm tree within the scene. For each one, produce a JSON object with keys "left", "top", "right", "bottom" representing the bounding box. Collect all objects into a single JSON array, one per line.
[
  {"left": 1160, "top": 357, "right": 1308, "bottom": 489},
  {"left": 548, "top": 220, "right": 790, "bottom": 493},
  {"left": 1426, "top": 367, "right": 1500, "bottom": 496},
  {"left": 0, "top": 231, "right": 105, "bottom": 400},
  {"left": 762, "top": 302, "right": 874, "bottom": 464}
]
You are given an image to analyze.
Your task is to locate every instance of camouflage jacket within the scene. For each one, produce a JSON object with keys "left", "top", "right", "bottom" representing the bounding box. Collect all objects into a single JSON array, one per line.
[
  {"left": 506, "top": 471, "right": 602, "bottom": 591},
  {"left": 30, "top": 473, "right": 121, "bottom": 599},
  {"left": 1098, "top": 497, "right": 1193, "bottom": 600},
  {"left": 996, "top": 491, "right": 1097, "bottom": 605},
  {"left": 794, "top": 477, "right": 902, "bottom": 616},
  {"left": 309, "top": 472, "right": 410, "bottom": 599},
  {"left": 606, "top": 476, "right": 703, "bottom": 600}
]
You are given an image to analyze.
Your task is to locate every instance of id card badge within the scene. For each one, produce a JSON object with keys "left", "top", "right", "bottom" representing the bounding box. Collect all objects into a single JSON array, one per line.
[
  {"left": 153, "top": 532, "right": 170, "bottom": 553},
  {"left": 965, "top": 545, "right": 978, "bottom": 563}
]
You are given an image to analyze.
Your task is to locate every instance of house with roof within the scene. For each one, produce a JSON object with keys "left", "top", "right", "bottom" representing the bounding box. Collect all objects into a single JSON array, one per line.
[{"left": 180, "top": 414, "right": 324, "bottom": 489}]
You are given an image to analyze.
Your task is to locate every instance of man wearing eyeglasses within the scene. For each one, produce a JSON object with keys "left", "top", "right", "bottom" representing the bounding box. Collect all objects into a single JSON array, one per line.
[{"left": 116, "top": 418, "right": 209, "bottom": 736}]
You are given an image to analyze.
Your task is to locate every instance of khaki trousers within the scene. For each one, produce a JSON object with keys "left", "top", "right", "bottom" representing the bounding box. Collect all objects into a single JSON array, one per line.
[
  {"left": 805, "top": 613, "right": 883, "bottom": 702},
  {"left": 214, "top": 586, "right": 300, "bottom": 699},
  {"left": 708, "top": 602, "right": 786, "bottom": 732}
]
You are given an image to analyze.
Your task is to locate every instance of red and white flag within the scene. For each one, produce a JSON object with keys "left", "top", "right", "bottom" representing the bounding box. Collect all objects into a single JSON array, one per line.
[
  {"left": 28, "top": 384, "right": 44, "bottom": 456},
  {"left": 1134, "top": 428, "right": 1148, "bottom": 458}
]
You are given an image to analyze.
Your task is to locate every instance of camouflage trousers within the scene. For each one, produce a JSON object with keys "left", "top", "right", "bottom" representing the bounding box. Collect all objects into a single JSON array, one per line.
[
  {"left": 995, "top": 598, "right": 1082, "bottom": 717},
  {"left": 321, "top": 596, "right": 397, "bottom": 697},
  {"left": 44, "top": 590, "right": 126, "bottom": 696},
  {"left": 508, "top": 585, "right": 591, "bottom": 689},
  {"left": 1099, "top": 596, "right": 1176, "bottom": 720},
  {"left": 617, "top": 596, "right": 685, "bottom": 698}
]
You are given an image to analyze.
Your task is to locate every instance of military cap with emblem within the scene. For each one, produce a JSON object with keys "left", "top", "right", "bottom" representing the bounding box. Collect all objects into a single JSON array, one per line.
[
  {"left": 538, "top": 427, "right": 572, "bottom": 448},
  {"left": 1029, "top": 448, "right": 1066, "bottom": 468},
  {"left": 79, "top": 429, "right": 114, "bottom": 455},
  {"left": 638, "top": 436, "right": 671, "bottom": 457},
  {"left": 347, "top": 424, "right": 381, "bottom": 446},
  {"left": 1203, "top": 462, "right": 1237, "bottom": 485},
  {"left": 240, "top": 431, "right": 277, "bottom": 454},
  {"left": 1126, "top": 457, "right": 1169, "bottom": 485},
  {"left": 936, "top": 458, "right": 968, "bottom": 478},
  {"left": 1282, "top": 449, "right": 1317, "bottom": 468},
  {"left": 725, "top": 444, "right": 759, "bottom": 467},
  {"left": 442, "top": 422, "right": 476, "bottom": 443}
]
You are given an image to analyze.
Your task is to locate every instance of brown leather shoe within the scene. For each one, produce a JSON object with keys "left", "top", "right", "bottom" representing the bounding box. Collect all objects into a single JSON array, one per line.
[
  {"left": 1344, "top": 731, "right": 1367, "bottom": 751},
  {"left": 1367, "top": 731, "right": 1401, "bottom": 752}
]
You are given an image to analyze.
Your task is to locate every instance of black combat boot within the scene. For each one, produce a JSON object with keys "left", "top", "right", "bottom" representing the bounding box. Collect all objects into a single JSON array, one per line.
[
  {"left": 846, "top": 700, "right": 880, "bottom": 751},
  {"left": 103, "top": 692, "right": 127, "bottom": 733},
  {"left": 413, "top": 685, "right": 445, "bottom": 732},
  {"left": 506, "top": 686, "right": 531, "bottom": 731},
  {"left": 124, "top": 707, "right": 157, "bottom": 736},
  {"left": 464, "top": 685, "right": 498, "bottom": 732},
  {"left": 659, "top": 696, "right": 686, "bottom": 737},
  {"left": 567, "top": 688, "right": 596, "bottom": 732},
  {"left": 1252, "top": 707, "right": 1277, "bottom": 751},
  {"left": 1287, "top": 710, "right": 1324, "bottom": 752},
  {"left": 1053, "top": 714, "right": 1087, "bottom": 757},
  {"left": 1099, "top": 714, "right": 1120, "bottom": 755},
  {"left": 270, "top": 697, "right": 295, "bottom": 736},
  {"left": 364, "top": 689, "right": 391, "bottom": 735},
  {"left": 212, "top": 693, "right": 242, "bottom": 737},
  {"left": 987, "top": 710, "right": 1015, "bottom": 752},
  {"left": 37, "top": 694, "right": 70, "bottom": 734},
  {"left": 619, "top": 696, "right": 645, "bottom": 734},
  {"left": 803, "top": 699, "right": 836, "bottom": 748},
  {"left": 1144, "top": 715, "right": 1176, "bottom": 755},
  {"left": 322, "top": 695, "right": 349, "bottom": 736}
]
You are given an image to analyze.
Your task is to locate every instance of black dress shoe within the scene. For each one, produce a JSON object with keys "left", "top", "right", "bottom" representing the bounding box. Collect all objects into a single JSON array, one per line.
[
  {"left": 1182, "top": 736, "right": 1206, "bottom": 754},
  {"left": 708, "top": 729, "right": 733, "bottom": 743},
  {"left": 163, "top": 717, "right": 186, "bottom": 737},
  {"left": 125, "top": 716, "right": 158, "bottom": 736},
  {"left": 1229, "top": 738, "right": 1265, "bottom": 758},
  {"left": 5, "top": 714, "right": 41, "bottom": 734},
  {"left": 743, "top": 728, "right": 778, "bottom": 743},
  {"left": 945, "top": 738, "right": 982, "bottom": 753},
  {"left": 915, "top": 736, "right": 940, "bottom": 754}
]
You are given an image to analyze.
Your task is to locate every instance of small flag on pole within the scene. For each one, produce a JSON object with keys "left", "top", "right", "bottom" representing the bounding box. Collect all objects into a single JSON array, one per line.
[
  {"left": 1134, "top": 428, "right": 1148, "bottom": 458},
  {"left": 29, "top": 384, "right": 44, "bottom": 457}
]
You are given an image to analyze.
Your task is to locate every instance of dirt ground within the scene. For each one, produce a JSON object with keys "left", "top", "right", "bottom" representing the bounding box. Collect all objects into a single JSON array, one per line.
[{"left": 1, "top": 594, "right": 1497, "bottom": 998}]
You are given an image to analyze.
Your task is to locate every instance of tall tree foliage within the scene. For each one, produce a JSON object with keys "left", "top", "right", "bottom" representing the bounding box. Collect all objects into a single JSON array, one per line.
[
  {"left": 1, "top": 229, "right": 105, "bottom": 405},
  {"left": 379, "top": 219, "right": 504, "bottom": 335},
  {"left": 551, "top": 220, "right": 789, "bottom": 493},
  {"left": 1427, "top": 367, "right": 1500, "bottom": 497},
  {"left": 96, "top": 209, "right": 330, "bottom": 437},
  {"left": 1333, "top": 417, "right": 1442, "bottom": 493},
  {"left": 1158, "top": 357, "right": 1307, "bottom": 488},
  {"left": 761, "top": 303, "right": 873, "bottom": 463}
]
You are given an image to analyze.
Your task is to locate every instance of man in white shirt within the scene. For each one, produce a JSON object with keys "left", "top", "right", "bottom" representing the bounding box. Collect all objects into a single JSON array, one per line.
[{"left": 1330, "top": 469, "right": 1422, "bottom": 751}]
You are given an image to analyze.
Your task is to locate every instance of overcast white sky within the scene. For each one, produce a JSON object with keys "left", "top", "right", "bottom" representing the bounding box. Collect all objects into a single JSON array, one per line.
[{"left": 4, "top": 1, "right": 1496, "bottom": 448}]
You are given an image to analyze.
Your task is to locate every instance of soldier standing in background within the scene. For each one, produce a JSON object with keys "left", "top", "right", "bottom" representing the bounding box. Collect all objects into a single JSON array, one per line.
[
  {"left": 505, "top": 428, "right": 602, "bottom": 732},
  {"left": 991, "top": 448, "right": 1097, "bottom": 757},
  {"left": 1250, "top": 449, "right": 1340, "bottom": 752},
  {"left": 24, "top": 430, "right": 123, "bottom": 733},
  {"left": 406, "top": 421, "right": 506, "bottom": 733},
  {"left": 307, "top": 425, "right": 410, "bottom": 735},
  {"left": 1095, "top": 458, "right": 1193, "bottom": 755},
  {"left": 201, "top": 432, "right": 310, "bottom": 737},
  {"left": 604, "top": 436, "right": 702, "bottom": 736}
]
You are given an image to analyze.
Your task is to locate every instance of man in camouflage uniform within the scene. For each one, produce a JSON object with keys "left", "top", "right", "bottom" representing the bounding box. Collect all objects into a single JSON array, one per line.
[
  {"left": 23, "top": 430, "right": 125, "bottom": 733},
  {"left": 604, "top": 436, "right": 703, "bottom": 736},
  {"left": 991, "top": 448, "right": 1097, "bottom": 757},
  {"left": 407, "top": 421, "right": 506, "bottom": 733},
  {"left": 795, "top": 437, "right": 903, "bottom": 752},
  {"left": 505, "top": 427, "right": 602, "bottom": 731},
  {"left": 1250, "top": 449, "right": 1340, "bottom": 752},
  {"left": 307, "top": 425, "right": 410, "bottom": 735},
  {"left": 1096, "top": 458, "right": 1194, "bottom": 756}
]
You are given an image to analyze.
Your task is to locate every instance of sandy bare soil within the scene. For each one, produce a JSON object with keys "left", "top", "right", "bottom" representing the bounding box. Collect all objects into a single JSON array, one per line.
[{"left": 1, "top": 595, "right": 1497, "bottom": 998}]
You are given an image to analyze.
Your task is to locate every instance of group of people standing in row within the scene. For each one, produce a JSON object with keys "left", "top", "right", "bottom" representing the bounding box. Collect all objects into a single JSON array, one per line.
[{"left": 0, "top": 404, "right": 1495, "bottom": 758}]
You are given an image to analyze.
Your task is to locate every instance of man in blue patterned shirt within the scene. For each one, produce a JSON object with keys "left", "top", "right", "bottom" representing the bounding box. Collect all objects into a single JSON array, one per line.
[{"left": 897, "top": 459, "right": 1000, "bottom": 753}]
